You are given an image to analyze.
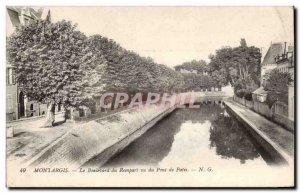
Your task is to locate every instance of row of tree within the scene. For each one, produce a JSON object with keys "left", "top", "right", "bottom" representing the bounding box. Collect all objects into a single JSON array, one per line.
[
  {"left": 7, "top": 20, "right": 184, "bottom": 126},
  {"left": 7, "top": 18, "right": 266, "bottom": 126}
]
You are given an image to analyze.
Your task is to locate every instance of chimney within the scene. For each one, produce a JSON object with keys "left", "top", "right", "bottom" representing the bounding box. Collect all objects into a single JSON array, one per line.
[{"left": 284, "top": 42, "right": 287, "bottom": 55}]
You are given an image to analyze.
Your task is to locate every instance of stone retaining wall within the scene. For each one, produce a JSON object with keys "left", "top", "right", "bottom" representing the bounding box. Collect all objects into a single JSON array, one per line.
[
  {"left": 233, "top": 95, "right": 294, "bottom": 132},
  {"left": 224, "top": 101, "right": 292, "bottom": 165},
  {"left": 26, "top": 105, "right": 175, "bottom": 169}
]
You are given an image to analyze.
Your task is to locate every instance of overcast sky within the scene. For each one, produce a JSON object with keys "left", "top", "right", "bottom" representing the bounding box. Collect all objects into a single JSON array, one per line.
[{"left": 7, "top": 6, "right": 294, "bottom": 68}]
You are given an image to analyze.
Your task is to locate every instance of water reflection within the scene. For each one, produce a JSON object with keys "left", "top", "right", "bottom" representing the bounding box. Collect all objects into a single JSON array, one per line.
[
  {"left": 105, "top": 102, "right": 271, "bottom": 167},
  {"left": 209, "top": 110, "right": 260, "bottom": 164},
  {"left": 104, "top": 110, "right": 183, "bottom": 167}
]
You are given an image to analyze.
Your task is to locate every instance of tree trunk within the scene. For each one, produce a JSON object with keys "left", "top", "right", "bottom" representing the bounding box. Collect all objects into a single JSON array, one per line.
[
  {"left": 43, "top": 102, "right": 55, "bottom": 127},
  {"left": 63, "top": 106, "right": 67, "bottom": 122},
  {"left": 110, "top": 93, "right": 117, "bottom": 110}
]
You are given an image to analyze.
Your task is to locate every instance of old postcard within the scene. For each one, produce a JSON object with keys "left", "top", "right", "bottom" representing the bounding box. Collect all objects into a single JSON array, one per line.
[{"left": 6, "top": 6, "right": 295, "bottom": 187}]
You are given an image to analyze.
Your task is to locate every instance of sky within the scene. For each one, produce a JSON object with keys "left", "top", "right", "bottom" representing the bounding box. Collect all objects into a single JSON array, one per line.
[{"left": 7, "top": 6, "right": 294, "bottom": 68}]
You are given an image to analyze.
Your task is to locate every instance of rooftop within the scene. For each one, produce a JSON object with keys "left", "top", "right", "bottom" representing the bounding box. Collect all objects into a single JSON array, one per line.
[{"left": 262, "top": 43, "right": 284, "bottom": 65}]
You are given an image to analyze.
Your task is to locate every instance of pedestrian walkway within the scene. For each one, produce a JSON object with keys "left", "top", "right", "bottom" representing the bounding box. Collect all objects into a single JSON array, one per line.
[
  {"left": 224, "top": 99, "right": 294, "bottom": 163},
  {"left": 6, "top": 109, "right": 130, "bottom": 166}
]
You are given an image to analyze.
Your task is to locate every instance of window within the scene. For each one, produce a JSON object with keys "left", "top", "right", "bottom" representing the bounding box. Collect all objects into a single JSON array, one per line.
[
  {"left": 7, "top": 68, "right": 15, "bottom": 85},
  {"left": 24, "top": 18, "right": 29, "bottom": 25}
]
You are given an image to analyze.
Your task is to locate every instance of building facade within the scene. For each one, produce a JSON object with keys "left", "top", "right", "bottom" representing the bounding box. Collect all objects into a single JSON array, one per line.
[
  {"left": 253, "top": 42, "right": 295, "bottom": 122},
  {"left": 6, "top": 7, "right": 49, "bottom": 121},
  {"left": 274, "top": 43, "right": 294, "bottom": 121},
  {"left": 275, "top": 44, "right": 294, "bottom": 74},
  {"left": 178, "top": 68, "right": 197, "bottom": 74},
  {"left": 260, "top": 42, "right": 285, "bottom": 87}
]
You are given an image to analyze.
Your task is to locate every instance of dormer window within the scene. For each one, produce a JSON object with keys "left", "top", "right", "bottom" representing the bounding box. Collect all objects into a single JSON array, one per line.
[{"left": 24, "top": 18, "right": 29, "bottom": 25}]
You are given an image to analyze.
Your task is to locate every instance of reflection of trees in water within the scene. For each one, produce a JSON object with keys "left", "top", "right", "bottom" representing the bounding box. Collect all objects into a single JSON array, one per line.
[
  {"left": 209, "top": 110, "right": 260, "bottom": 164},
  {"left": 105, "top": 102, "right": 261, "bottom": 167},
  {"left": 105, "top": 109, "right": 184, "bottom": 167},
  {"left": 106, "top": 102, "right": 225, "bottom": 167}
]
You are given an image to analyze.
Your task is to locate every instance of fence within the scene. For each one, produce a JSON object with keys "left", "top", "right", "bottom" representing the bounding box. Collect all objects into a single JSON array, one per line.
[{"left": 233, "top": 95, "right": 294, "bottom": 131}]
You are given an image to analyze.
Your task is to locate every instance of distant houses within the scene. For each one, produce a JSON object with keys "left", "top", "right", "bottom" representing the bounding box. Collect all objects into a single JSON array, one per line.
[
  {"left": 174, "top": 60, "right": 209, "bottom": 75},
  {"left": 176, "top": 68, "right": 209, "bottom": 75},
  {"left": 177, "top": 68, "right": 198, "bottom": 74}
]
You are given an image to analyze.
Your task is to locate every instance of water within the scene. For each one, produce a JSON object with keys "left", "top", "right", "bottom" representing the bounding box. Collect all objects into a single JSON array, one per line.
[{"left": 104, "top": 102, "right": 275, "bottom": 168}]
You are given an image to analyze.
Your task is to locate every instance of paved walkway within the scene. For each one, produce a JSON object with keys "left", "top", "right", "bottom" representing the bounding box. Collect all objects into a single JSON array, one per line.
[
  {"left": 6, "top": 109, "right": 130, "bottom": 166},
  {"left": 224, "top": 99, "right": 294, "bottom": 159},
  {"left": 7, "top": 112, "right": 74, "bottom": 165}
]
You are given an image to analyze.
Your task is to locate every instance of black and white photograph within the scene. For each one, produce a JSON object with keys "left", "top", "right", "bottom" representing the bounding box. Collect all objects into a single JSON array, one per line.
[{"left": 5, "top": 5, "right": 295, "bottom": 188}]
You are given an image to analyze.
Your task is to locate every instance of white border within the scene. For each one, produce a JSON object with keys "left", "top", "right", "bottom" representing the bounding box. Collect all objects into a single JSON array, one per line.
[{"left": 1, "top": 0, "right": 298, "bottom": 192}]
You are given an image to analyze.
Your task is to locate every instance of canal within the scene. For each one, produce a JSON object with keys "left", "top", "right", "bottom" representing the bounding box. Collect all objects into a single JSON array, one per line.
[{"left": 104, "top": 101, "right": 277, "bottom": 168}]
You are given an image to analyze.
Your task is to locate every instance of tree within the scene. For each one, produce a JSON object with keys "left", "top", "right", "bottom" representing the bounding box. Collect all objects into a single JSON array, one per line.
[
  {"left": 209, "top": 39, "right": 261, "bottom": 86},
  {"left": 264, "top": 70, "right": 292, "bottom": 93},
  {"left": 86, "top": 35, "right": 185, "bottom": 105},
  {"left": 182, "top": 74, "right": 214, "bottom": 91},
  {"left": 240, "top": 38, "right": 247, "bottom": 47},
  {"left": 264, "top": 70, "right": 292, "bottom": 105},
  {"left": 8, "top": 19, "right": 186, "bottom": 125},
  {"left": 174, "top": 60, "right": 208, "bottom": 74},
  {"left": 7, "top": 20, "right": 97, "bottom": 126},
  {"left": 210, "top": 70, "right": 227, "bottom": 89},
  {"left": 234, "top": 76, "right": 259, "bottom": 100}
]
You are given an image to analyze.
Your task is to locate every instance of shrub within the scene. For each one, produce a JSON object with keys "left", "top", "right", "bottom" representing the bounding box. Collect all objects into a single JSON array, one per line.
[
  {"left": 234, "top": 76, "right": 258, "bottom": 101},
  {"left": 266, "top": 91, "right": 288, "bottom": 108}
]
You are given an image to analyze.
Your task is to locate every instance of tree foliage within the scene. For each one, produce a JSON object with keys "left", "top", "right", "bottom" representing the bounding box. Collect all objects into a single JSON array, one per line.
[
  {"left": 174, "top": 59, "right": 208, "bottom": 74},
  {"left": 209, "top": 39, "right": 261, "bottom": 86},
  {"left": 7, "top": 20, "right": 185, "bottom": 113},
  {"left": 182, "top": 74, "right": 214, "bottom": 91},
  {"left": 234, "top": 76, "right": 259, "bottom": 100},
  {"left": 264, "top": 70, "right": 292, "bottom": 105},
  {"left": 87, "top": 35, "right": 184, "bottom": 93},
  {"left": 264, "top": 70, "right": 292, "bottom": 93},
  {"left": 7, "top": 20, "right": 96, "bottom": 108}
]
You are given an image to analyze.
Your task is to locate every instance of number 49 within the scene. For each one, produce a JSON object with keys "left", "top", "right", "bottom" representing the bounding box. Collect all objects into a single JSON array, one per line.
[{"left": 20, "top": 168, "right": 26, "bottom": 173}]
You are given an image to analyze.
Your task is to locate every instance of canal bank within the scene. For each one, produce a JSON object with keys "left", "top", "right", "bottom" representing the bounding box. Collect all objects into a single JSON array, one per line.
[
  {"left": 22, "top": 104, "right": 176, "bottom": 169},
  {"left": 224, "top": 99, "right": 294, "bottom": 166},
  {"left": 104, "top": 102, "right": 275, "bottom": 168}
]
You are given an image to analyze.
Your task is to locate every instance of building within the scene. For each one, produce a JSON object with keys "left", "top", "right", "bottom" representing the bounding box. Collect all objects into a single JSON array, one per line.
[
  {"left": 287, "top": 46, "right": 295, "bottom": 121},
  {"left": 260, "top": 42, "right": 294, "bottom": 84},
  {"left": 179, "top": 68, "right": 198, "bottom": 74},
  {"left": 275, "top": 43, "right": 294, "bottom": 74},
  {"left": 274, "top": 43, "right": 294, "bottom": 121},
  {"left": 253, "top": 41, "right": 295, "bottom": 122},
  {"left": 252, "top": 43, "right": 283, "bottom": 102},
  {"left": 260, "top": 42, "right": 285, "bottom": 87},
  {"left": 288, "top": 82, "right": 294, "bottom": 121},
  {"left": 175, "top": 68, "right": 208, "bottom": 75},
  {"left": 6, "top": 7, "right": 50, "bottom": 121}
]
